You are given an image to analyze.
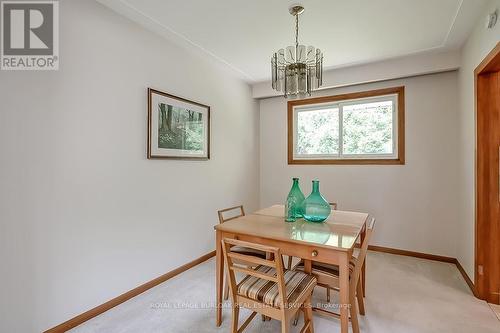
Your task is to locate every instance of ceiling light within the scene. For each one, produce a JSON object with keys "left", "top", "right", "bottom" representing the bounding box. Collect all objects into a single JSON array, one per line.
[{"left": 271, "top": 5, "right": 323, "bottom": 98}]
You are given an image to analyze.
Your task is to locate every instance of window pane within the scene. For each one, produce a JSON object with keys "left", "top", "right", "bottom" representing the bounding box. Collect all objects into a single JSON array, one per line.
[
  {"left": 296, "top": 108, "right": 339, "bottom": 155},
  {"left": 342, "top": 101, "right": 393, "bottom": 155}
]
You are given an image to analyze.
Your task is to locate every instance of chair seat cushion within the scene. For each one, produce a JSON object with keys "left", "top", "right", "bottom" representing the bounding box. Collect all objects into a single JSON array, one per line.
[
  {"left": 237, "top": 265, "right": 316, "bottom": 308},
  {"left": 294, "top": 257, "right": 357, "bottom": 279},
  {"left": 230, "top": 246, "right": 267, "bottom": 259}
]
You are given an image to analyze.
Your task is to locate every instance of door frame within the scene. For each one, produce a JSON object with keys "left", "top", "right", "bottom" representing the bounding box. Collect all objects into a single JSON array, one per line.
[{"left": 475, "top": 42, "right": 500, "bottom": 303}]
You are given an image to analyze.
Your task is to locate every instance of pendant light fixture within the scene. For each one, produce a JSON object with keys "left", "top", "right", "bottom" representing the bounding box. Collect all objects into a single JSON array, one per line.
[{"left": 271, "top": 5, "right": 323, "bottom": 98}]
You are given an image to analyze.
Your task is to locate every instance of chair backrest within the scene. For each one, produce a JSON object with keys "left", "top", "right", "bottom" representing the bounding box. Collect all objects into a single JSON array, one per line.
[
  {"left": 218, "top": 205, "right": 245, "bottom": 224},
  {"left": 329, "top": 202, "right": 338, "bottom": 210},
  {"left": 351, "top": 217, "right": 375, "bottom": 291},
  {"left": 221, "top": 238, "right": 287, "bottom": 310}
]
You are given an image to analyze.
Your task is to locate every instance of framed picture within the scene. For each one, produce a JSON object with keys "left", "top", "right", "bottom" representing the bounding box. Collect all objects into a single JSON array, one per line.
[{"left": 148, "top": 88, "right": 210, "bottom": 159}]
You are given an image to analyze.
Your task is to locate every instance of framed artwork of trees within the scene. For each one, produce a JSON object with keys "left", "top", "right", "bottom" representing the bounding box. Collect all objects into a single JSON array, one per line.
[{"left": 147, "top": 88, "right": 210, "bottom": 159}]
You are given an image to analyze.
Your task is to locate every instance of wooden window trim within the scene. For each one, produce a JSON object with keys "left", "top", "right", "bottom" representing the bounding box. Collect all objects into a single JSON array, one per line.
[{"left": 287, "top": 86, "right": 405, "bottom": 165}]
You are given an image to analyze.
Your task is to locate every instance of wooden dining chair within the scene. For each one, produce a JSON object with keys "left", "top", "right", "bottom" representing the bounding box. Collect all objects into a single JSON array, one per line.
[
  {"left": 286, "top": 202, "right": 338, "bottom": 270},
  {"left": 293, "top": 217, "right": 375, "bottom": 333},
  {"left": 218, "top": 206, "right": 268, "bottom": 300},
  {"left": 222, "top": 238, "right": 316, "bottom": 333}
]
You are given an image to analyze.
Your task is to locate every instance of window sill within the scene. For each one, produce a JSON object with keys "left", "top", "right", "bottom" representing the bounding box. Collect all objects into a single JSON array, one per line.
[{"left": 288, "top": 158, "right": 405, "bottom": 165}]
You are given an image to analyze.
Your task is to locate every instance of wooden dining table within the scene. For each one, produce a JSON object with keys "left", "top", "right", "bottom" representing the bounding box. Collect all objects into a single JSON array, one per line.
[{"left": 214, "top": 205, "right": 369, "bottom": 333}]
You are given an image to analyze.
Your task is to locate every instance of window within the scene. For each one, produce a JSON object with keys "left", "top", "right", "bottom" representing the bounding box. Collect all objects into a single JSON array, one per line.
[{"left": 288, "top": 87, "right": 404, "bottom": 164}]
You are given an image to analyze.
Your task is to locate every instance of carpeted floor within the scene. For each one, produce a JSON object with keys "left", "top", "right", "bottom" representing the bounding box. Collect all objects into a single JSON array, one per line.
[{"left": 70, "top": 251, "right": 500, "bottom": 333}]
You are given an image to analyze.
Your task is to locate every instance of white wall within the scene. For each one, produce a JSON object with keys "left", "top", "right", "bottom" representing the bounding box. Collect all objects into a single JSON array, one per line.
[
  {"left": 457, "top": 0, "right": 500, "bottom": 280},
  {"left": 260, "top": 72, "right": 460, "bottom": 257},
  {"left": 0, "top": 1, "right": 259, "bottom": 332}
]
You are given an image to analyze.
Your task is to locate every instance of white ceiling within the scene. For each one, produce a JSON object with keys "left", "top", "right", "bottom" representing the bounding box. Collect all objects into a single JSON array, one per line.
[{"left": 99, "top": 0, "right": 488, "bottom": 83}]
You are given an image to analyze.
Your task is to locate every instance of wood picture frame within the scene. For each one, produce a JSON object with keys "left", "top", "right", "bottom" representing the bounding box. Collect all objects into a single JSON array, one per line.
[{"left": 148, "top": 88, "right": 210, "bottom": 160}]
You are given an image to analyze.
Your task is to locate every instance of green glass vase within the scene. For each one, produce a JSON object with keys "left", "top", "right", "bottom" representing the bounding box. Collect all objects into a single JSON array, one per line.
[
  {"left": 285, "top": 178, "right": 305, "bottom": 222},
  {"left": 303, "top": 180, "right": 331, "bottom": 223}
]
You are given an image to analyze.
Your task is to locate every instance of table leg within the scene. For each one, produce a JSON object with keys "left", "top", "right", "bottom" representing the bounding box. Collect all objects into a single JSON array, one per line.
[
  {"left": 339, "top": 253, "right": 349, "bottom": 333},
  {"left": 215, "top": 230, "right": 223, "bottom": 327},
  {"left": 360, "top": 226, "right": 366, "bottom": 296},
  {"left": 304, "top": 258, "right": 312, "bottom": 274}
]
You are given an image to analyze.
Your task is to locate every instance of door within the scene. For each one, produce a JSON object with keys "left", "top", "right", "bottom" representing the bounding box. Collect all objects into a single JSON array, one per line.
[{"left": 476, "top": 42, "right": 500, "bottom": 304}]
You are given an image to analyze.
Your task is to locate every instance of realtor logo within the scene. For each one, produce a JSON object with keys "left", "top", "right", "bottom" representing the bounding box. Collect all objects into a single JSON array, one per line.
[{"left": 1, "top": 0, "right": 59, "bottom": 70}]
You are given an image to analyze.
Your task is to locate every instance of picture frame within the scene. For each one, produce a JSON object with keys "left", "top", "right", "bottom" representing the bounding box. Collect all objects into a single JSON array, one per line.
[{"left": 147, "top": 88, "right": 210, "bottom": 160}]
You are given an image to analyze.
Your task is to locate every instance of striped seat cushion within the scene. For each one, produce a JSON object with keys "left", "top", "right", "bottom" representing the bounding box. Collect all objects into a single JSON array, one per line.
[
  {"left": 294, "top": 257, "right": 357, "bottom": 278},
  {"left": 237, "top": 266, "right": 316, "bottom": 308},
  {"left": 230, "top": 246, "right": 267, "bottom": 259}
]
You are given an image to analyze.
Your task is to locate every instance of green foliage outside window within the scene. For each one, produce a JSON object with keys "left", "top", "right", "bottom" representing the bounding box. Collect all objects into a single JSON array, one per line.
[{"left": 296, "top": 100, "right": 393, "bottom": 156}]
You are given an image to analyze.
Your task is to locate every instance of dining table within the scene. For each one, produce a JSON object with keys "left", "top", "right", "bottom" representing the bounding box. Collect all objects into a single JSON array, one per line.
[{"left": 214, "top": 204, "right": 369, "bottom": 333}]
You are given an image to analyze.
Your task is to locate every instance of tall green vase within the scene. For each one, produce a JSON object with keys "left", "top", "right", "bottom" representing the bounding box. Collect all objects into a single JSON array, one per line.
[
  {"left": 303, "top": 180, "right": 331, "bottom": 223},
  {"left": 285, "top": 178, "right": 305, "bottom": 222}
]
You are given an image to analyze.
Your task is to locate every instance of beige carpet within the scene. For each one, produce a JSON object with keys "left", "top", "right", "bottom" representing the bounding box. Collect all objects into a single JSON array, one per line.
[
  {"left": 489, "top": 303, "right": 500, "bottom": 321},
  {"left": 70, "top": 251, "right": 500, "bottom": 333}
]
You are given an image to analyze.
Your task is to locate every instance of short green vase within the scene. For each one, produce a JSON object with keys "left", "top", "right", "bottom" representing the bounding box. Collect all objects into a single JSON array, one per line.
[
  {"left": 303, "top": 180, "right": 331, "bottom": 223},
  {"left": 285, "top": 178, "right": 305, "bottom": 222}
]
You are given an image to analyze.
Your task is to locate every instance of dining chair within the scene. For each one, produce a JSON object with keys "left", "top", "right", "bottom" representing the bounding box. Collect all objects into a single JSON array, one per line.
[
  {"left": 285, "top": 202, "right": 338, "bottom": 270},
  {"left": 222, "top": 238, "right": 316, "bottom": 333},
  {"left": 218, "top": 206, "right": 268, "bottom": 300},
  {"left": 293, "top": 217, "right": 375, "bottom": 333}
]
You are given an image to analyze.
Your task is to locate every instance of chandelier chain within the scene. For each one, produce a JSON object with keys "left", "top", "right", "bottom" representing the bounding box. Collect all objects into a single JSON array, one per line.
[{"left": 295, "top": 13, "right": 299, "bottom": 49}]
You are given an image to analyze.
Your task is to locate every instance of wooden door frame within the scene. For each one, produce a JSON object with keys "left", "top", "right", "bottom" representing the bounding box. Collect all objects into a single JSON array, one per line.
[{"left": 475, "top": 42, "right": 500, "bottom": 303}]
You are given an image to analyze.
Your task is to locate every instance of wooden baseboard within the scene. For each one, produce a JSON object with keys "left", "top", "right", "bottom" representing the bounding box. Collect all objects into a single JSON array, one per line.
[
  {"left": 44, "top": 251, "right": 216, "bottom": 333},
  {"left": 368, "top": 245, "right": 477, "bottom": 296},
  {"left": 367, "top": 245, "right": 456, "bottom": 263},
  {"left": 454, "top": 259, "right": 478, "bottom": 297}
]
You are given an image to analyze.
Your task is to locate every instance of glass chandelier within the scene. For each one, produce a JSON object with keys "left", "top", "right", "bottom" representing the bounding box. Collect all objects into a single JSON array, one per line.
[{"left": 271, "top": 5, "right": 323, "bottom": 98}]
